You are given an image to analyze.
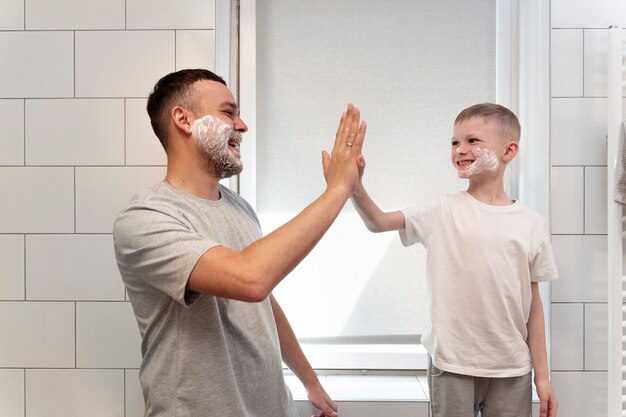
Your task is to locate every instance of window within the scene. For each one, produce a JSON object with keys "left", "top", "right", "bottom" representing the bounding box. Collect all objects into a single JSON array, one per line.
[{"left": 237, "top": 0, "right": 551, "bottom": 369}]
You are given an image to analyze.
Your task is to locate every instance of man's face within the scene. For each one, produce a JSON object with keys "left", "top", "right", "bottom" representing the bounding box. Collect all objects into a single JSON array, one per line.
[{"left": 190, "top": 80, "right": 248, "bottom": 178}]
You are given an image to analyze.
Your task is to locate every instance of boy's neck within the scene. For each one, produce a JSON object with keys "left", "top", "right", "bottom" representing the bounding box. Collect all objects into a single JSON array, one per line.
[{"left": 466, "top": 177, "right": 513, "bottom": 206}]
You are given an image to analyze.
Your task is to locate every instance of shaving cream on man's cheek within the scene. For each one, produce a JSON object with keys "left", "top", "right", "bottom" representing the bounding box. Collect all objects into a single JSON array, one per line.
[
  {"left": 457, "top": 147, "right": 499, "bottom": 178},
  {"left": 191, "top": 114, "right": 243, "bottom": 179},
  {"left": 191, "top": 114, "right": 234, "bottom": 154}
]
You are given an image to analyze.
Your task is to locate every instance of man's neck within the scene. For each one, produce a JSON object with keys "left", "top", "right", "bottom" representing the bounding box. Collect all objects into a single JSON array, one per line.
[{"left": 164, "top": 159, "right": 221, "bottom": 201}]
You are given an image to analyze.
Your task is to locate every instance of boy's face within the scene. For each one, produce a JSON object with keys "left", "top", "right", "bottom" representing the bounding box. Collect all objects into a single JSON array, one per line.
[{"left": 450, "top": 116, "right": 510, "bottom": 179}]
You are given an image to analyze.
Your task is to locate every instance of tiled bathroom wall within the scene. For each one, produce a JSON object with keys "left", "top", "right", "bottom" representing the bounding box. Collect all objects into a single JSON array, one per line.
[
  {"left": 0, "top": 1, "right": 216, "bottom": 416},
  {"left": 549, "top": 1, "right": 626, "bottom": 416},
  {"left": 2, "top": 0, "right": 625, "bottom": 416}
]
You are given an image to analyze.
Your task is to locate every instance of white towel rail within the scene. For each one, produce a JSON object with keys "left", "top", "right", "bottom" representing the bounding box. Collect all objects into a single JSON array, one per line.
[{"left": 608, "top": 26, "right": 625, "bottom": 417}]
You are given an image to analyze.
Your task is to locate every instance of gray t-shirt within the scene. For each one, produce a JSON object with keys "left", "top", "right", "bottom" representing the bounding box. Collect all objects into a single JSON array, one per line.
[{"left": 113, "top": 182, "right": 298, "bottom": 417}]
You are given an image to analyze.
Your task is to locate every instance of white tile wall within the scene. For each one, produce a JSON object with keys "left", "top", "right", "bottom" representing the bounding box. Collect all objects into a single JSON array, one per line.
[
  {"left": 584, "top": 166, "right": 607, "bottom": 234},
  {"left": 175, "top": 30, "right": 216, "bottom": 71},
  {"left": 75, "top": 31, "right": 175, "bottom": 98},
  {"left": 0, "top": 99, "right": 24, "bottom": 165},
  {"left": 126, "top": 0, "right": 216, "bottom": 29},
  {"left": 0, "top": 167, "right": 74, "bottom": 233},
  {"left": 550, "top": 98, "right": 607, "bottom": 166},
  {"left": 125, "top": 99, "right": 167, "bottom": 166},
  {"left": 551, "top": 303, "right": 584, "bottom": 371},
  {"left": 584, "top": 303, "right": 607, "bottom": 371},
  {"left": 26, "top": 369, "right": 124, "bottom": 417},
  {"left": 0, "top": 235, "right": 24, "bottom": 300},
  {"left": 75, "top": 166, "right": 166, "bottom": 233},
  {"left": 0, "top": 302, "right": 74, "bottom": 367},
  {"left": 26, "top": 234, "right": 124, "bottom": 301},
  {"left": 551, "top": 0, "right": 626, "bottom": 28},
  {"left": 583, "top": 29, "right": 608, "bottom": 97},
  {"left": 551, "top": 30, "right": 583, "bottom": 97},
  {"left": 25, "top": 99, "right": 125, "bottom": 166},
  {"left": 0, "top": 2, "right": 225, "bottom": 417},
  {"left": 551, "top": 372, "right": 607, "bottom": 417},
  {"left": 25, "top": 0, "right": 124, "bottom": 30},
  {"left": 0, "top": 369, "right": 24, "bottom": 417},
  {"left": 125, "top": 370, "right": 145, "bottom": 417},
  {"left": 550, "top": 167, "right": 584, "bottom": 234},
  {"left": 551, "top": 235, "right": 606, "bottom": 302},
  {"left": 76, "top": 302, "right": 142, "bottom": 368},
  {"left": 0, "top": 32, "right": 74, "bottom": 98},
  {"left": 0, "top": 0, "right": 23, "bottom": 30}
]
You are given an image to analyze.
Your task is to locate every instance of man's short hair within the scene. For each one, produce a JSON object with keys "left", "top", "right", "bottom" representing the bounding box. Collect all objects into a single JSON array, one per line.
[
  {"left": 147, "top": 69, "right": 227, "bottom": 149},
  {"left": 455, "top": 103, "right": 521, "bottom": 143}
]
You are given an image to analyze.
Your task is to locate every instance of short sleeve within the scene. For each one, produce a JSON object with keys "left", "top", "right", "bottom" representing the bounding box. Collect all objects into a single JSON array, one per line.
[
  {"left": 398, "top": 196, "right": 443, "bottom": 247},
  {"left": 529, "top": 223, "right": 559, "bottom": 283},
  {"left": 113, "top": 203, "right": 218, "bottom": 306}
]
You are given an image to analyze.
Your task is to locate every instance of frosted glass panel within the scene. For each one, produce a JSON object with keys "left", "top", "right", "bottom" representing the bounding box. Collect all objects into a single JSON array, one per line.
[{"left": 256, "top": 0, "right": 496, "bottom": 338}]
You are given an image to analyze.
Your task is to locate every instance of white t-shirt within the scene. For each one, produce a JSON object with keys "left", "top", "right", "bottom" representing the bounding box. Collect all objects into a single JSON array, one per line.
[{"left": 400, "top": 191, "right": 558, "bottom": 377}]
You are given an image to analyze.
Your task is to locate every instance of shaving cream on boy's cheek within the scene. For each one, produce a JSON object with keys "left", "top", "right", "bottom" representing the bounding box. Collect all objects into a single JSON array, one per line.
[
  {"left": 191, "top": 114, "right": 243, "bottom": 178},
  {"left": 457, "top": 147, "right": 499, "bottom": 178}
]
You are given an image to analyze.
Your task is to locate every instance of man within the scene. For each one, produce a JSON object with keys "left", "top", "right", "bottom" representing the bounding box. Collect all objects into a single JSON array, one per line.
[{"left": 113, "top": 68, "right": 366, "bottom": 417}]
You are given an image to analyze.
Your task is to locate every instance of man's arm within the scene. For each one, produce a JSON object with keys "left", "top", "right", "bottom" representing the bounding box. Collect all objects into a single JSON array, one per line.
[
  {"left": 350, "top": 182, "right": 405, "bottom": 233},
  {"left": 270, "top": 295, "right": 338, "bottom": 417},
  {"left": 188, "top": 105, "right": 366, "bottom": 302},
  {"left": 528, "top": 282, "right": 558, "bottom": 417}
]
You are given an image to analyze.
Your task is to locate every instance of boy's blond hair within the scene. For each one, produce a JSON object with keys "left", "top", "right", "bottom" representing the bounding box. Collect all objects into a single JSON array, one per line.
[{"left": 455, "top": 103, "right": 521, "bottom": 143}]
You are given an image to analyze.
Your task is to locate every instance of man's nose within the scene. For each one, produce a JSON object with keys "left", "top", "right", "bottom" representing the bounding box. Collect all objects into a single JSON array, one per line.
[{"left": 234, "top": 115, "right": 248, "bottom": 133}]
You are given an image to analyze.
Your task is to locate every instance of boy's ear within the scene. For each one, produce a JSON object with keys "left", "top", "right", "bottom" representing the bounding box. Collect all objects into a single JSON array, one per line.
[{"left": 502, "top": 141, "right": 519, "bottom": 163}]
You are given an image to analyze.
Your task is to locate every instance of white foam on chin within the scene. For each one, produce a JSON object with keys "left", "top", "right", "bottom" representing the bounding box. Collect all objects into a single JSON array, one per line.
[{"left": 458, "top": 147, "right": 499, "bottom": 178}]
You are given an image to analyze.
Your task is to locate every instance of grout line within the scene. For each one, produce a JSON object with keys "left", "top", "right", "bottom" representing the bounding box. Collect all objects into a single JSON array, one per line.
[
  {"left": 0, "top": 28, "right": 214, "bottom": 32},
  {"left": 0, "top": 232, "right": 114, "bottom": 235},
  {"left": 124, "top": 99, "right": 127, "bottom": 165},
  {"left": 0, "top": 164, "right": 165, "bottom": 168},
  {"left": 0, "top": 300, "right": 127, "bottom": 303},
  {"left": 23, "top": 99, "right": 26, "bottom": 166},
  {"left": 73, "top": 166, "right": 76, "bottom": 234},
  {"left": 23, "top": 235, "right": 27, "bottom": 300},
  {"left": 73, "top": 31, "right": 76, "bottom": 98},
  {"left": 74, "top": 301, "right": 77, "bottom": 368}
]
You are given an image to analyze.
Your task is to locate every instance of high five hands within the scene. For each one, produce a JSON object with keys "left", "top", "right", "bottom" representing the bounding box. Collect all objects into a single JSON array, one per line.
[{"left": 321, "top": 104, "right": 367, "bottom": 199}]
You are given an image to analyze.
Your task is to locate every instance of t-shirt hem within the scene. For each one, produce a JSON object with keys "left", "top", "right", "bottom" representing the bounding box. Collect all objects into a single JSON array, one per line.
[{"left": 434, "top": 359, "right": 532, "bottom": 378}]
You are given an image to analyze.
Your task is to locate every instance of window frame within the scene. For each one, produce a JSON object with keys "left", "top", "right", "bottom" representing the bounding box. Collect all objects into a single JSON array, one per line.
[{"left": 234, "top": 0, "right": 550, "bottom": 371}]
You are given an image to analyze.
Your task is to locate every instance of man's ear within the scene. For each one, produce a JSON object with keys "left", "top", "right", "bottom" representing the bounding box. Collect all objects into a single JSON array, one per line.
[
  {"left": 502, "top": 141, "right": 519, "bottom": 163},
  {"left": 172, "top": 106, "right": 193, "bottom": 135}
]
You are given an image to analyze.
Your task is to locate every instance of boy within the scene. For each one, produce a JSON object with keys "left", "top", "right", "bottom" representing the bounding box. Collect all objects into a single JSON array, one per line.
[{"left": 350, "top": 104, "right": 558, "bottom": 417}]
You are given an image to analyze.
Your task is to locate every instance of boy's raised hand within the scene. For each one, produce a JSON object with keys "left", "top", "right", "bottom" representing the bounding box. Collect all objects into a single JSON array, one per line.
[{"left": 321, "top": 104, "right": 367, "bottom": 199}]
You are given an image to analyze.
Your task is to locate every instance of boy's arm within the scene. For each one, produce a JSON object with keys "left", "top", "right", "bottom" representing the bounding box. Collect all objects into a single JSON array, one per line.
[
  {"left": 269, "top": 295, "right": 337, "bottom": 417},
  {"left": 528, "top": 282, "right": 558, "bottom": 417},
  {"left": 351, "top": 182, "right": 405, "bottom": 232}
]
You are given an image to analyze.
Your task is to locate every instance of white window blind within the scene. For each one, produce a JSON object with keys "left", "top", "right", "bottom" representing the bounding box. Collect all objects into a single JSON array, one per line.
[{"left": 255, "top": 0, "right": 496, "bottom": 341}]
